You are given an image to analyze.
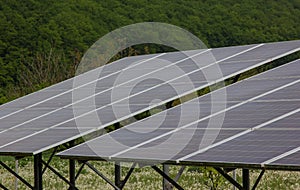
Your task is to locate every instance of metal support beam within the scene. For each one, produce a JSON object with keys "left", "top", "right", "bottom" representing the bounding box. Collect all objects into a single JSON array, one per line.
[
  {"left": 119, "top": 163, "right": 136, "bottom": 189},
  {"left": 174, "top": 166, "right": 185, "bottom": 182},
  {"left": 163, "top": 164, "right": 171, "bottom": 190},
  {"left": 69, "top": 140, "right": 76, "bottom": 190},
  {"left": 75, "top": 162, "right": 86, "bottom": 180},
  {"left": 242, "top": 169, "right": 250, "bottom": 190},
  {"left": 215, "top": 167, "right": 264, "bottom": 190},
  {"left": 42, "top": 147, "right": 58, "bottom": 174},
  {"left": 69, "top": 159, "right": 76, "bottom": 190},
  {"left": 152, "top": 166, "right": 184, "bottom": 190},
  {"left": 15, "top": 158, "right": 19, "bottom": 190},
  {"left": 76, "top": 161, "right": 135, "bottom": 190},
  {"left": 214, "top": 167, "right": 243, "bottom": 190},
  {"left": 34, "top": 154, "right": 43, "bottom": 190},
  {"left": 0, "top": 161, "right": 34, "bottom": 189},
  {"left": 161, "top": 165, "right": 185, "bottom": 190},
  {"left": 233, "top": 169, "right": 236, "bottom": 190},
  {"left": 41, "top": 160, "right": 77, "bottom": 190},
  {"left": 0, "top": 182, "right": 9, "bottom": 190},
  {"left": 86, "top": 162, "right": 121, "bottom": 190},
  {"left": 115, "top": 162, "right": 121, "bottom": 189},
  {"left": 251, "top": 170, "right": 265, "bottom": 190},
  {"left": 223, "top": 168, "right": 237, "bottom": 173}
]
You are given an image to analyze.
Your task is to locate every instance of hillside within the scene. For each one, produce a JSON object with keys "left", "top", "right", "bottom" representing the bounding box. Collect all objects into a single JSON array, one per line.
[{"left": 0, "top": 0, "right": 299, "bottom": 103}]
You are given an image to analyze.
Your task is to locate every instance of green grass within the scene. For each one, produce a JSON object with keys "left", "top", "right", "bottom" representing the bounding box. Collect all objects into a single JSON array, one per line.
[{"left": 1, "top": 157, "right": 300, "bottom": 189}]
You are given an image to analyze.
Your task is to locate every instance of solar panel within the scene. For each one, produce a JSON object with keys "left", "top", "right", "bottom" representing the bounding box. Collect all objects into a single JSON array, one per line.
[
  {"left": 180, "top": 109, "right": 300, "bottom": 164},
  {"left": 1, "top": 40, "right": 299, "bottom": 156},
  {"left": 267, "top": 147, "right": 300, "bottom": 168},
  {"left": 57, "top": 59, "right": 300, "bottom": 171}
]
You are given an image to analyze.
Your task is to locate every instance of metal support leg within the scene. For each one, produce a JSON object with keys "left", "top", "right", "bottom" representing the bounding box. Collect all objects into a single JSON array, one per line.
[
  {"left": 115, "top": 162, "right": 121, "bottom": 189},
  {"left": 69, "top": 140, "right": 76, "bottom": 190},
  {"left": 15, "top": 159, "right": 18, "bottom": 190},
  {"left": 242, "top": 169, "right": 250, "bottom": 190},
  {"left": 163, "top": 164, "right": 171, "bottom": 190},
  {"left": 233, "top": 169, "right": 236, "bottom": 190},
  {"left": 69, "top": 159, "right": 76, "bottom": 190},
  {"left": 34, "top": 154, "right": 43, "bottom": 190}
]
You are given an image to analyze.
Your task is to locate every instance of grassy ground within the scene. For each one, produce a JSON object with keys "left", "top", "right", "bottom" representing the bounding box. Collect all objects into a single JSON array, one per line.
[{"left": 1, "top": 156, "right": 300, "bottom": 190}]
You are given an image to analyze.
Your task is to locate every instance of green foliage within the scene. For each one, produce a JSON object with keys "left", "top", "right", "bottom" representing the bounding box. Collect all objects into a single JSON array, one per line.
[
  {"left": 0, "top": 0, "right": 299, "bottom": 102},
  {"left": 187, "top": 166, "right": 226, "bottom": 189},
  {"left": 17, "top": 48, "right": 74, "bottom": 93}
]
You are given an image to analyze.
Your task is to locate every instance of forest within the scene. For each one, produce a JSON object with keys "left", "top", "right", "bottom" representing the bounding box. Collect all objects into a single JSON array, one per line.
[{"left": 0, "top": 0, "right": 299, "bottom": 104}]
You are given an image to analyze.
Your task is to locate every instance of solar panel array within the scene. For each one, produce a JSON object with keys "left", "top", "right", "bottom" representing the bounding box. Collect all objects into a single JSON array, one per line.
[
  {"left": 58, "top": 59, "right": 300, "bottom": 170},
  {"left": 0, "top": 40, "right": 299, "bottom": 157}
]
